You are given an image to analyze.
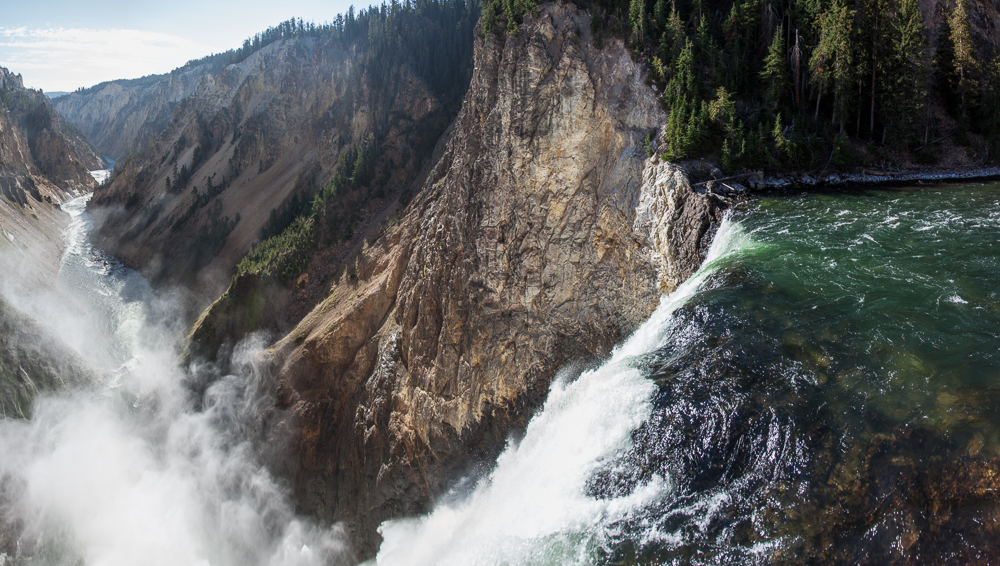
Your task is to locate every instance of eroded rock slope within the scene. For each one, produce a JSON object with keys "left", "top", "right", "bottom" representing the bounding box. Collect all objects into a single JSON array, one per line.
[
  {"left": 53, "top": 65, "right": 213, "bottom": 160},
  {"left": 0, "top": 67, "right": 101, "bottom": 194},
  {"left": 0, "top": 67, "right": 99, "bottom": 419},
  {"left": 85, "top": 28, "right": 469, "bottom": 310},
  {"left": 0, "top": 66, "right": 100, "bottom": 285}
]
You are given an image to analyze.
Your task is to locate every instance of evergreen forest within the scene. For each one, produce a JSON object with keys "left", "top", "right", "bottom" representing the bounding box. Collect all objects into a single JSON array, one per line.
[
  {"left": 486, "top": 0, "right": 1000, "bottom": 171},
  {"left": 80, "top": 0, "right": 477, "bottom": 106},
  {"left": 226, "top": 0, "right": 480, "bottom": 283}
]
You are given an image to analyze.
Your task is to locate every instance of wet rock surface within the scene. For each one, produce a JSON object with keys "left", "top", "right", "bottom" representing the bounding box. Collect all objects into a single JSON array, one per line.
[{"left": 788, "top": 428, "right": 1000, "bottom": 566}]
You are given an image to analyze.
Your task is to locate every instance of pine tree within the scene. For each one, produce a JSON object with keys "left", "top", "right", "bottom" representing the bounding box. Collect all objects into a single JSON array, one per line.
[
  {"left": 658, "top": 4, "right": 686, "bottom": 74},
  {"left": 723, "top": 0, "right": 763, "bottom": 93},
  {"left": 810, "top": 1, "right": 856, "bottom": 132},
  {"left": 882, "top": 0, "right": 929, "bottom": 145},
  {"left": 663, "top": 40, "right": 705, "bottom": 160},
  {"left": 772, "top": 113, "right": 795, "bottom": 163},
  {"left": 948, "top": 0, "right": 977, "bottom": 120},
  {"left": 629, "top": 0, "right": 646, "bottom": 44},
  {"left": 760, "top": 27, "right": 790, "bottom": 110},
  {"left": 978, "top": 51, "right": 1000, "bottom": 153},
  {"left": 652, "top": 0, "right": 669, "bottom": 30},
  {"left": 855, "top": 0, "right": 886, "bottom": 138},
  {"left": 692, "top": 8, "right": 718, "bottom": 75}
]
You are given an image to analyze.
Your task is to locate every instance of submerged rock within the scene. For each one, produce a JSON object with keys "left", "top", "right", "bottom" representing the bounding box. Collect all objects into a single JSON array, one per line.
[{"left": 783, "top": 428, "right": 1000, "bottom": 565}]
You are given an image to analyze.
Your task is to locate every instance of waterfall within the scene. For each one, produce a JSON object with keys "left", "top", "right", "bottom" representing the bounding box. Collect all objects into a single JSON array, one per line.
[{"left": 374, "top": 217, "right": 753, "bottom": 566}]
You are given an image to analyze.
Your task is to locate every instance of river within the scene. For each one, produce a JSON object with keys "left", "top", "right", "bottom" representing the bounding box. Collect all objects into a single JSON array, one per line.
[{"left": 3, "top": 182, "right": 1000, "bottom": 565}]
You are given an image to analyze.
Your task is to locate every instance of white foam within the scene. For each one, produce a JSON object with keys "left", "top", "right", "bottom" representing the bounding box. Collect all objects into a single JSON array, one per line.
[{"left": 89, "top": 169, "right": 111, "bottom": 184}]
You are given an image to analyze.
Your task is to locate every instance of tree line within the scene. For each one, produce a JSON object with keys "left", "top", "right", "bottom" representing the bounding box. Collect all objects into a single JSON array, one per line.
[
  {"left": 486, "top": 0, "right": 1000, "bottom": 170},
  {"left": 178, "top": 0, "right": 478, "bottom": 104}
]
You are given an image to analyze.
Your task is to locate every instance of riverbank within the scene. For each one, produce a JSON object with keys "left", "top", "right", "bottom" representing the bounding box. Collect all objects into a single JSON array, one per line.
[{"left": 687, "top": 164, "right": 1000, "bottom": 201}]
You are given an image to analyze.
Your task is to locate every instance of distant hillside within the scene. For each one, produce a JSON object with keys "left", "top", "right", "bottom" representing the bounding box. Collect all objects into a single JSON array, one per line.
[
  {"left": 52, "top": 17, "right": 447, "bottom": 161},
  {"left": 52, "top": 66, "right": 213, "bottom": 160},
  {"left": 84, "top": 2, "right": 479, "bottom": 315}
]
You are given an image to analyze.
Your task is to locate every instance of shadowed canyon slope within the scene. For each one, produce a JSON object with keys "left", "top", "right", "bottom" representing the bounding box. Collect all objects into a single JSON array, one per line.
[{"left": 83, "top": 12, "right": 475, "bottom": 309}]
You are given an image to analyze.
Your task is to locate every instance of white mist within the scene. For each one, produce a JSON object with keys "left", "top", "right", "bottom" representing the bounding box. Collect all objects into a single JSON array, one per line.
[{"left": 0, "top": 195, "right": 351, "bottom": 566}]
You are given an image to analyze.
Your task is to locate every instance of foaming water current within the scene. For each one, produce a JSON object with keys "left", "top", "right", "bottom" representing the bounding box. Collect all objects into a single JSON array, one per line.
[
  {"left": 0, "top": 195, "right": 350, "bottom": 566},
  {"left": 378, "top": 182, "right": 1000, "bottom": 565}
]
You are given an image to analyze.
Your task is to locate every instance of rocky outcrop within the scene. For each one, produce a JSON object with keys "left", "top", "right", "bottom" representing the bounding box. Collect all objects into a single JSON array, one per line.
[
  {"left": 261, "top": 3, "right": 723, "bottom": 556},
  {"left": 53, "top": 66, "right": 213, "bottom": 160},
  {"left": 0, "top": 294, "right": 93, "bottom": 419},
  {"left": 0, "top": 67, "right": 100, "bottom": 419},
  {"left": 0, "top": 67, "right": 102, "bottom": 192},
  {"left": 0, "top": 65, "right": 101, "bottom": 291},
  {"left": 922, "top": 0, "right": 1000, "bottom": 56},
  {"left": 636, "top": 160, "right": 728, "bottom": 294}
]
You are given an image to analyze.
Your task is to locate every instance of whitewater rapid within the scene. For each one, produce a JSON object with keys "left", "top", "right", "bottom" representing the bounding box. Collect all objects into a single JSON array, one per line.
[
  {"left": 374, "top": 218, "right": 752, "bottom": 565},
  {"left": 0, "top": 195, "right": 350, "bottom": 566}
]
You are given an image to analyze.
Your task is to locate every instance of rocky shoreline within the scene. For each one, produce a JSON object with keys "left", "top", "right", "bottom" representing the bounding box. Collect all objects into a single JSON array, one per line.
[{"left": 692, "top": 165, "right": 1000, "bottom": 197}]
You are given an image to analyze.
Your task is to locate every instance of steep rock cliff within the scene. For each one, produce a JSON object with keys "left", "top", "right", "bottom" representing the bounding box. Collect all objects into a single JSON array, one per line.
[
  {"left": 0, "top": 66, "right": 101, "bottom": 288},
  {"left": 261, "top": 3, "right": 723, "bottom": 555},
  {"left": 0, "top": 67, "right": 100, "bottom": 421},
  {"left": 0, "top": 67, "right": 102, "bottom": 193}
]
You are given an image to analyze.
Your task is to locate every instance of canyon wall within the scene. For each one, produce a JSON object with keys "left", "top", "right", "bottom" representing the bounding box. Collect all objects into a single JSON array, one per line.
[
  {"left": 53, "top": 66, "right": 213, "bottom": 160},
  {"left": 34, "top": 0, "right": 1000, "bottom": 558},
  {"left": 84, "top": 31, "right": 465, "bottom": 311},
  {"left": 256, "top": 4, "right": 724, "bottom": 555},
  {"left": 0, "top": 66, "right": 100, "bottom": 286},
  {"left": 1, "top": 67, "right": 101, "bottom": 194},
  {"left": 0, "top": 67, "right": 99, "bottom": 419}
]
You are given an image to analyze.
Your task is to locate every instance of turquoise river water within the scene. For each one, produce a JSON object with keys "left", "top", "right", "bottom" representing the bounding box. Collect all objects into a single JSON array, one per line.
[{"left": 600, "top": 182, "right": 1000, "bottom": 564}]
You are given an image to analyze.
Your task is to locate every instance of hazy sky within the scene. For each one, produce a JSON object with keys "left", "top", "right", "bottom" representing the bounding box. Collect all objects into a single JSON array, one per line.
[{"left": 0, "top": 0, "right": 376, "bottom": 93}]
